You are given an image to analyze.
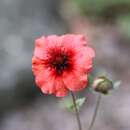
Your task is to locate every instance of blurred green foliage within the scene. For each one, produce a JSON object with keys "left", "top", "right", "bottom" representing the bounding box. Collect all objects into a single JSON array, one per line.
[
  {"left": 74, "top": 0, "right": 130, "bottom": 15},
  {"left": 73, "top": 0, "right": 130, "bottom": 37},
  {"left": 117, "top": 15, "right": 130, "bottom": 38}
]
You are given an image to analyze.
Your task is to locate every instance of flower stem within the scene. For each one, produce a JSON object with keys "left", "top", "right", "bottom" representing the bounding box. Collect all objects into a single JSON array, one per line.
[
  {"left": 71, "top": 92, "right": 82, "bottom": 130},
  {"left": 88, "top": 94, "right": 102, "bottom": 130}
]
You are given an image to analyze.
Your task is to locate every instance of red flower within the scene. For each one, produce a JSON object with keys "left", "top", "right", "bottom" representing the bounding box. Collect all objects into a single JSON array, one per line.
[{"left": 32, "top": 34, "right": 95, "bottom": 97}]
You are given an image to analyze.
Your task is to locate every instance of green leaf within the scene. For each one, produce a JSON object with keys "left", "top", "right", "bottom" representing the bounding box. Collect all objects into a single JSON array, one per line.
[
  {"left": 66, "top": 97, "right": 86, "bottom": 112},
  {"left": 76, "top": 97, "right": 86, "bottom": 109},
  {"left": 113, "top": 80, "right": 121, "bottom": 89}
]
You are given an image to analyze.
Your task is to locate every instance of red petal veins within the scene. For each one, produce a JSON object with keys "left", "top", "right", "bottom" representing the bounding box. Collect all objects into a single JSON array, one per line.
[
  {"left": 63, "top": 71, "right": 88, "bottom": 91},
  {"left": 54, "top": 78, "right": 68, "bottom": 97},
  {"left": 32, "top": 57, "right": 44, "bottom": 76},
  {"left": 34, "top": 36, "right": 46, "bottom": 59},
  {"left": 47, "top": 35, "right": 62, "bottom": 48},
  {"left": 36, "top": 68, "right": 55, "bottom": 94},
  {"left": 74, "top": 47, "right": 95, "bottom": 73},
  {"left": 61, "top": 34, "right": 87, "bottom": 47}
]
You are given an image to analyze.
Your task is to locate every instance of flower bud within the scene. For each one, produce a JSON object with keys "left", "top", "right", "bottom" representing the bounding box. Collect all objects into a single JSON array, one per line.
[{"left": 93, "top": 76, "right": 113, "bottom": 94}]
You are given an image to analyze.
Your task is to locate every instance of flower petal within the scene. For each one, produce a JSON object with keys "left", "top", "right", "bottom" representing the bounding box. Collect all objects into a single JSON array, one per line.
[
  {"left": 34, "top": 36, "right": 46, "bottom": 59},
  {"left": 85, "top": 47, "right": 95, "bottom": 58},
  {"left": 62, "top": 34, "right": 87, "bottom": 47},
  {"left": 32, "top": 56, "right": 44, "bottom": 76},
  {"left": 63, "top": 71, "right": 88, "bottom": 91},
  {"left": 35, "top": 67, "right": 68, "bottom": 96},
  {"left": 53, "top": 78, "right": 68, "bottom": 97},
  {"left": 74, "top": 47, "right": 95, "bottom": 73},
  {"left": 46, "top": 35, "right": 62, "bottom": 48},
  {"left": 35, "top": 68, "right": 55, "bottom": 94}
]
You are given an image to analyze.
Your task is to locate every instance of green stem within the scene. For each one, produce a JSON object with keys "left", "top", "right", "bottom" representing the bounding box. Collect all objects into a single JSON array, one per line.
[
  {"left": 88, "top": 94, "right": 102, "bottom": 130},
  {"left": 71, "top": 92, "right": 82, "bottom": 130}
]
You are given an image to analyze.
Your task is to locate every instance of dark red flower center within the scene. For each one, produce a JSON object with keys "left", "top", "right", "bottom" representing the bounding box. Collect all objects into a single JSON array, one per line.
[{"left": 44, "top": 47, "right": 74, "bottom": 76}]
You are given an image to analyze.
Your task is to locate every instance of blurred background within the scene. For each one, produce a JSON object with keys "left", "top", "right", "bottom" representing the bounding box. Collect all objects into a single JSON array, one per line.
[{"left": 0, "top": 0, "right": 130, "bottom": 130}]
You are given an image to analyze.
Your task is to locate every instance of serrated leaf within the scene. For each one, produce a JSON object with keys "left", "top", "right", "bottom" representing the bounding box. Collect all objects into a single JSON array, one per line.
[
  {"left": 66, "top": 97, "right": 86, "bottom": 112},
  {"left": 76, "top": 97, "right": 86, "bottom": 108},
  {"left": 113, "top": 80, "right": 121, "bottom": 89}
]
